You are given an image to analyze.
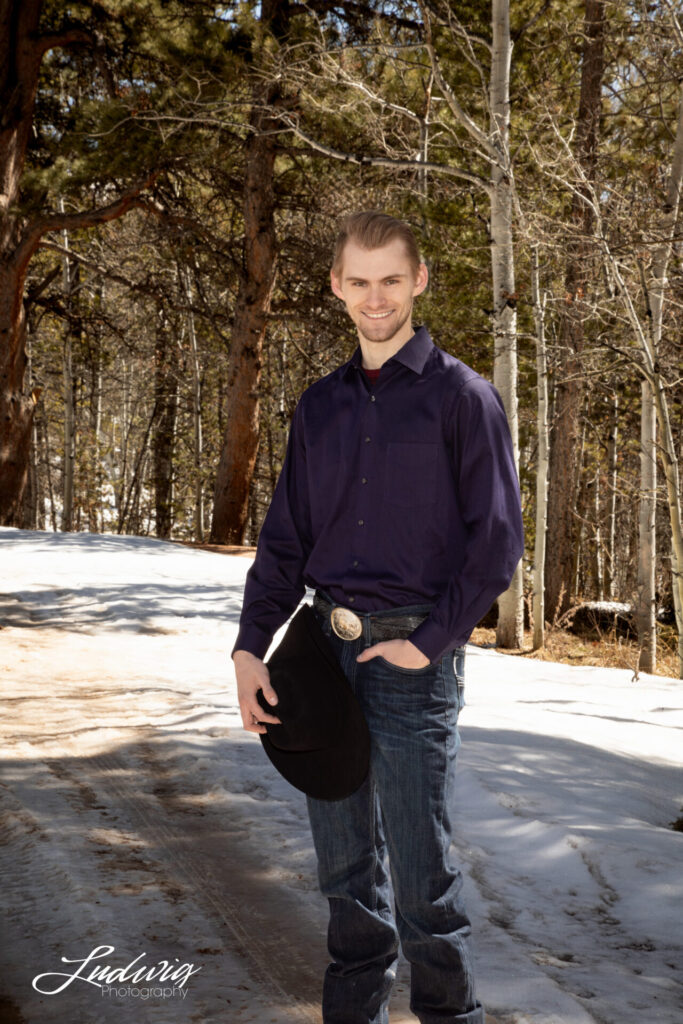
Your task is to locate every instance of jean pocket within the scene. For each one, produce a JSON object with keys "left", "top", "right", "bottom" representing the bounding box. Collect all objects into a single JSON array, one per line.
[
  {"left": 374, "top": 654, "right": 437, "bottom": 676},
  {"left": 448, "top": 647, "right": 466, "bottom": 710}
]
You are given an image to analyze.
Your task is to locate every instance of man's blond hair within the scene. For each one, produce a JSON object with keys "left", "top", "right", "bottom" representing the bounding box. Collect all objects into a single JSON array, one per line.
[{"left": 332, "top": 211, "right": 422, "bottom": 277}]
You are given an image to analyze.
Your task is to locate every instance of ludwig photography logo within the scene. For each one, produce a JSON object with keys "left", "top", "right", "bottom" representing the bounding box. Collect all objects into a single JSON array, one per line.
[{"left": 32, "top": 944, "right": 202, "bottom": 1001}]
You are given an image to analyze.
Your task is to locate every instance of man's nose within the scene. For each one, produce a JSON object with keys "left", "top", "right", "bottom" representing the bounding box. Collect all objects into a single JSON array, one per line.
[{"left": 366, "top": 286, "right": 386, "bottom": 308}]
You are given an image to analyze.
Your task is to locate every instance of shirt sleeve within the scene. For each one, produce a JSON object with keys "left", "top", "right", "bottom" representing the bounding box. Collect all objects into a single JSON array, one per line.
[
  {"left": 231, "top": 399, "right": 312, "bottom": 660},
  {"left": 407, "top": 376, "right": 524, "bottom": 663}
]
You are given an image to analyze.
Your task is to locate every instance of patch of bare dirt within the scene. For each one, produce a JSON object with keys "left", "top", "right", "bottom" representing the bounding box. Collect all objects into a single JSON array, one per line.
[
  {"left": 470, "top": 625, "right": 679, "bottom": 678},
  {"left": 173, "top": 540, "right": 257, "bottom": 557}
]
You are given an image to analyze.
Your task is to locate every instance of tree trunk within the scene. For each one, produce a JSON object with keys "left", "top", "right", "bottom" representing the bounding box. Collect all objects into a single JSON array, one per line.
[
  {"left": 116, "top": 355, "right": 131, "bottom": 521},
  {"left": 0, "top": 258, "right": 38, "bottom": 524},
  {"left": 24, "top": 318, "right": 40, "bottom": 528},
  {"left": 545, "top": 0, "right": 605, "bottom": 617},
  {"left": 153, "top": 307, "right": 178, "bottom": 539},
  {"left": 210, "top": 0, "right": 288, "bottom": 544},
  {"left": 26, "top": 415, "right": 39, "bottom": 528},
  {"left": 118, "top": 400, "right": 157, "bottom": 535},
  {"left": 62, "top": 330, "right": 75, "bottom": 531},
  {"left": 636, "top": 379, "right": 657, "bottom": 673},
  {"left": 591, "top": 467, "right": 602, "bottom": 600},
  {"left": 0, "top": 1, "right": 42, "bottom": 523},
  {"left": 646, "top": 75, "right": 683, "bottom": 676},
  {"left": 571, "top": 422, "right": 588, "bottom": 602},
  {"left": 179, "top": 264, "right": 205, "bottom": 542},
  {"left": 601, "top": 233, "right": 683, "bottom": 672},
  {"left": 490, "top": 0, "right": 523, "bottom": 648},
  {"left": 605, "top": 393, "right": 618, "bottom": 598},
  {"left": 0, "top": 1, "right": 154, "bottom": 524},
  {"left": 60, "top": 208, "right": 76, "bottom": 532},
  {"left": 39, "top": 405, "right": 56, "bottom": 531},
  {"left": 86, "top": 284, "right": 104, "bottom": 533},
  {"left": 531, "top": 246, "right": 549, "bottom": 650},
  {"left": 672, "top": 542, "right": 683, "bottom": 677}
]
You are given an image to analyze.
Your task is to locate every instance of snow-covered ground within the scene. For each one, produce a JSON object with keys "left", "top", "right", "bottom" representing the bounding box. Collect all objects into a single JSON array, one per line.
[{"left": 0, "top": 526, "right": 681, "bottom": 1024}]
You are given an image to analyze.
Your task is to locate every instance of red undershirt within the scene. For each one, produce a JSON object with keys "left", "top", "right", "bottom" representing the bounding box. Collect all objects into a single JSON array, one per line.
[{"left": 363, "top": 367, "right": 381, "bottom": 387}]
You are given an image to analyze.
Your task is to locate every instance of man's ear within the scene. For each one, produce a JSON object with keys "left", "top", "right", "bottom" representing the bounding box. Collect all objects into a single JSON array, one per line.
[
  {"left": 412, "top": 262, "right": 429, "bottom": 298},
  {"left": 330, "top": 270, "right": 344, "bottom": 301}
]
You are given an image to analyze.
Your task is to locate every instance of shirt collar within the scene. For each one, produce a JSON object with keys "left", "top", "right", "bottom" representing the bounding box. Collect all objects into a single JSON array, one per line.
[{"left": 342, "top": 325, "right": 434, "bottom": 379}]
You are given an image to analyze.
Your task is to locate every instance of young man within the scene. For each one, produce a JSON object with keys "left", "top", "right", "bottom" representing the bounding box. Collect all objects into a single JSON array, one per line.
[{"left": 232, "top": 211, "right": 524, "bottom": 1024}]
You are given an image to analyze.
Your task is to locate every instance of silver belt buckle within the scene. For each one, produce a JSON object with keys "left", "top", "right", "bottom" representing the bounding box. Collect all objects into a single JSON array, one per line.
[{"left": 330, "top": 605, "right": 363, "bottom": 640}]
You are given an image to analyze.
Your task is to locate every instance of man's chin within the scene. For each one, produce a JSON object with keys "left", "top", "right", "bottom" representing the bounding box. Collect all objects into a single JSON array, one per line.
[
  {"left": 360, "top": 331, "right": 394, "bottom": 344},
  {"left": 359, "top": 320, "right": 401, "bottom": 344}
]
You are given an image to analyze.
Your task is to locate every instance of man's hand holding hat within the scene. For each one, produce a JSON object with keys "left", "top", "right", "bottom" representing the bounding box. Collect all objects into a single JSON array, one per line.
[
  {"left": 233, "top": 650, "right": 281, "bottom": 735},
  {"left": 237, "top": 604, "right": 370, "bottom": 801}
]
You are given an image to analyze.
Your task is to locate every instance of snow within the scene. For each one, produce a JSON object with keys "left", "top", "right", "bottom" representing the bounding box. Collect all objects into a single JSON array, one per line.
[{"left": 0, "top": 525, "right": 681, "bottom": 1024}]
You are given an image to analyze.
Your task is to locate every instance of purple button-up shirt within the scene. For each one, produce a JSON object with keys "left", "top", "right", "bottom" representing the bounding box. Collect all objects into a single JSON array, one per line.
[{"left": 233, "top": 326, "right": 524, "bottom": 663}]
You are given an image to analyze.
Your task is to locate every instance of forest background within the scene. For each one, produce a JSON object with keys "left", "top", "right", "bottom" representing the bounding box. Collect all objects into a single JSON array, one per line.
[{"left": 1, "top": 0, "right": 682, "bottom": 675}]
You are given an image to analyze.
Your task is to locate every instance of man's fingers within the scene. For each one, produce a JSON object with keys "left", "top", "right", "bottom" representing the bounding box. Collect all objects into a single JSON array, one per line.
[
  {"left": 234, "top": 663, "right": 281, "bottom": 734},
  {"left": 244, "top": 720, "right": 268, "bottom": 735},
  {"left": 252, "top": 682, "right": 280, "bottom": 722},
  {"left": 252, "top": 708, "right": 281, "bottom": 725},
  {"left": 356, "top": 643, "right": 380, "bottom": 661},
  {"left": 239, "top": 698, "right": 281, "bottom": 731},
  {"left": 260, "top": 683, "right": 279, "bottom": 707},
  {"left": 355, "top": 640, "right": 429, "bottom": 669},
  {"left": 241, "top": 711, "right": 277, "bottom": 735}
]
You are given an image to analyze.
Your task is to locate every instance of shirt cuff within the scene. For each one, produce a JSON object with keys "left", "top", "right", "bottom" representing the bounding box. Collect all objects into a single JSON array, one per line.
[
  {"left": 408, "top": 617, "right": 465, "bottom": 664},
  {"left": 231, "top": 622, "right": 273, "bottom": 661}
]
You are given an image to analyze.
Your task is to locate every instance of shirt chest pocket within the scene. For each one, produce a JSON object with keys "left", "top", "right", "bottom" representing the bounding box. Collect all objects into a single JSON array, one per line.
[{"left": 383, "top": 442, "right": 438, "bottom": 507}]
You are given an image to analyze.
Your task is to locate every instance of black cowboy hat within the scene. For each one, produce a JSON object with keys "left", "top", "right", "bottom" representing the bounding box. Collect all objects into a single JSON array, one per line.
[{"left": 256, "top": 603, "right": 370, "bottom": 801}]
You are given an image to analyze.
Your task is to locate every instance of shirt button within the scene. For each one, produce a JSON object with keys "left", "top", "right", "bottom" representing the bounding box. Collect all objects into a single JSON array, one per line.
[
  {"left": 370, "top": 395, "right": 376, "bottom": 402},
  {"left": 353, "top": 560, "right": 359, "bottom": 567},
  {"left": 348, "top": 596, "right": 355, "bottom": 603},
  {"left": 364, "top": 436, "right": 371, "bottom": 442},
  {"left": 361, "top": 477, "right": 367, "bottom": 484},
  {"left": 358, "top": 519, "right": 364, "bottom": 525}
]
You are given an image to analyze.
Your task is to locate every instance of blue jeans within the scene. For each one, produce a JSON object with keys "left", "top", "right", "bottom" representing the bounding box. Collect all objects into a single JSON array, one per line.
[{"left": 307, "top": 596, "right": 484, "bottom": 1024}]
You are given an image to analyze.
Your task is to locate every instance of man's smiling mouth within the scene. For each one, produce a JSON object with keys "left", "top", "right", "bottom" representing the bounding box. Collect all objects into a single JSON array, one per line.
[{"left": 363, "top": 310, "right": 394, "bottom": 319}]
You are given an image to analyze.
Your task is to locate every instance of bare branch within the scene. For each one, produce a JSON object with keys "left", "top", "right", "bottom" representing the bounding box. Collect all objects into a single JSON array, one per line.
[
  {"left": 32, "top": 25, "right": 95, "bottom": 57},
  {"left": 14, "top": 173, "right": 159, "bottom": 274},
  {"left": 662, "top": 0, "right": 683, "bottom": 49},
  {"left": 511, "top": 0, "right": 552, "bottom": 43},
  {"left": 316, "top": 58, "right": 425, "bottom": 126},
  {"left": 423, "top": 0, "right": 492, "bottom": 54},
  {"left": 276, "top": 114, "right": 492, "bottom": 193},
  {"left": 36, "top": 240, "right": 143, "bottom": 295},
  {"left": 418, "top": 0, "right": 498, "bottom": 161},
  {"left": 25, "top": 264, "right": 61, "bottom": 303}
]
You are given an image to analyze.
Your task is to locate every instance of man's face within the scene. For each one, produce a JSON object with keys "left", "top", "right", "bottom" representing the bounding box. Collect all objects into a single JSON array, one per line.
[{"left": 330, "top": 238, "right": 428, "bottom": 347}]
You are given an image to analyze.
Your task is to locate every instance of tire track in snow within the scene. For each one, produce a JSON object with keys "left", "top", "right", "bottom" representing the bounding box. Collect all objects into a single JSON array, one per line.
[{"left": 83, "top": 749, "right": 323, "bottom": 1024}]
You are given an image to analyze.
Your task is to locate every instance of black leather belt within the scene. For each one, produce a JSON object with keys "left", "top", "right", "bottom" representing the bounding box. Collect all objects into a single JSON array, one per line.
[{"left": 313, "top": 592, "right": 429, "bottom": 643}]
